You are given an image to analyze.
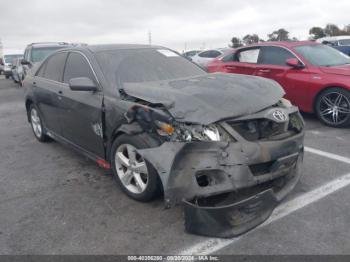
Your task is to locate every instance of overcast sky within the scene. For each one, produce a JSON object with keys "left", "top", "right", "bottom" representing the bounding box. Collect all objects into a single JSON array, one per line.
[{"left": 1, "top": 0, "right": 350, "bottom": 54}]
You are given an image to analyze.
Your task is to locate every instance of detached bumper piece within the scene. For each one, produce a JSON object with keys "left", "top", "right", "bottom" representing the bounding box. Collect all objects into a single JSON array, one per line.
[
  {"left": 184, "top": 189, "right": 277, "bottom": 238},
  {"left": 183, "top": 153, "right": 302, "bottom": 238}
]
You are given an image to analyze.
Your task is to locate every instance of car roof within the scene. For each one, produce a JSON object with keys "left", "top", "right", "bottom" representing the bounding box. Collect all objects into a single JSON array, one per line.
[
  {"left": 27, "top": 42, "right": 82, "bottom": 48},
  {"left": 84, "top": 44, "right": 166, "bottom": 53},
  {"left": 317, "top": 35, "right": 350, "bottom": 42},
  {"left": 235, "top": 41, "right": 319, "bottom": 50}
]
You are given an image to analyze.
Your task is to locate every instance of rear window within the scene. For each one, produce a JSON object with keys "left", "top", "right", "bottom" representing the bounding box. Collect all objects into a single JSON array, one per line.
[
  {"left": 31, "top": 47, "right": 65, "bottom": 63},
  {"left": 96, "top": 48, "right": 205, "bottom": 88}
]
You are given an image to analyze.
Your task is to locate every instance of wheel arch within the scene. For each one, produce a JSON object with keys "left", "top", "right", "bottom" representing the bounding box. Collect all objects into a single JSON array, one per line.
[{"left": 25, "top": 98, "right": 34, "bottom": 122}]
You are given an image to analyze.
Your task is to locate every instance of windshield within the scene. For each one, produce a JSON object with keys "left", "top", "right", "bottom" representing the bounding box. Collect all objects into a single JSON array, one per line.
[
  {"left": 96, "top": 48, "right": 205, "bottom": 88},
  {"left": 31, "top": 47, "right": 65, "bottom": 63},
  {"left": 4, "top": 54, "right": 23, "bottom": 64},
  {"left": 338, "top": 39, "right": 350, "bottom": 46},
  {"left": 295, "top": 44, "right": 350, "bottom": 67}
]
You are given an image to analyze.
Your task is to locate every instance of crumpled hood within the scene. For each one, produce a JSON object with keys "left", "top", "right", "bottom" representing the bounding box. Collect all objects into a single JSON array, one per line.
[
  {"left": 123, "top": 73, "right": 285, "bottom": 125},
  {"left": 319, "top": 65, "right": 350, "bottom": 76}
]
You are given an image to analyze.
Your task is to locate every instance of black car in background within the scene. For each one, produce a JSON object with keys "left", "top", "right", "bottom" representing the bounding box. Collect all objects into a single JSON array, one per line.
[{"left": 24, "top": 44, "right": 304, "bottom": 238}]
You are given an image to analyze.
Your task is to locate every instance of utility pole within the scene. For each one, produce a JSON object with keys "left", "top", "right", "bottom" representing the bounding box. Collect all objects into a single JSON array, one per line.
[{"left": 148, "top": 31, "right": 152, "bottom": 45}]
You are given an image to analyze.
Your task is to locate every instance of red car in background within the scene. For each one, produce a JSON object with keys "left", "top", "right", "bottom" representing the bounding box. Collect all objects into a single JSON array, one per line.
[{"left": 208, "top": 41, "right": 350, "bottom": 127}]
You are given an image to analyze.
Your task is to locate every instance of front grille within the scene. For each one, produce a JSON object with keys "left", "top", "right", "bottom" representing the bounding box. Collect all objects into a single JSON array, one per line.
[{"left": 228, "top": 112, "right": 303, "bottom": 142}]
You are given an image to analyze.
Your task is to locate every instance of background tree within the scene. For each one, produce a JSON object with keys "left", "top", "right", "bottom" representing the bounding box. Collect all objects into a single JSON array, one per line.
[
  {"left": 242, "top": 34, "right": 260, "bottom": 45},
  {"left": 267, "top": 28, "right": 290, "bottom": 41},
  {"left": 324, "top": 23, "right": 342, "bottom": 36},
  {"left": 309, "top": 27, "right": 326, "bottom": 39},
  {"left": 230, "top": 37, "right": 243, "bottom": 48},
  {"left": 343, "top": 24, "right": 350, "bottom": 35}
]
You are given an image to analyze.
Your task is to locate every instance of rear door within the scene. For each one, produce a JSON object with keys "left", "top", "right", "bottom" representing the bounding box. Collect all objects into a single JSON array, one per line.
[
  {"left": 60, "top": 52, "right": 105, "bottom": 158},
  {"left": 255, "top": 46, "right": 310, "bottom": 106},
  {"left": 222, "top": 47, "right": 260, "bottom": 75},
  {"left": 33, "top": 52, "right": 68, "bottom": 135}
]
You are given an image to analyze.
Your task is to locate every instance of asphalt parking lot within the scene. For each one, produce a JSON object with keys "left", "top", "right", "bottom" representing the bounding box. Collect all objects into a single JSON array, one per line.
[{"left": 0, "top": 75, "right": 349, "bottom": 255}]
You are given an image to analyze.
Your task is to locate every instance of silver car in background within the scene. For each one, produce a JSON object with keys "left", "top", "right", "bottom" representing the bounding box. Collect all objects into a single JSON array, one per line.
[
  {"left": 11, "top": 58, "right": 25, "bottom": 86},
  {"left": 191, "top": 48, "right": 231, "bottom": 68}
]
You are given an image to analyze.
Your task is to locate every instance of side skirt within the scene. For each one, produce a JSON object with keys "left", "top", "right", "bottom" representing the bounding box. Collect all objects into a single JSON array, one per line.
[{"left": 45, "top": 129, "right": 111, "bottom": 170}]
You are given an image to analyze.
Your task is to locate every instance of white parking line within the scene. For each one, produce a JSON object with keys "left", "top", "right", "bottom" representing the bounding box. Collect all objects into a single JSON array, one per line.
[
  {"left": 178, "top": 148, "right": 350, "bottom": 255},
  {"left": 178, "top": 172, "right": 350, "bottom": 255},
  {"left": 305, "top": 147, "right": 350, "bottom": 165}
]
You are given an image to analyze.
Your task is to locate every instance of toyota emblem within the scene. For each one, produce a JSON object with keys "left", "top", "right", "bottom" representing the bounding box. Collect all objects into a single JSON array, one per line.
[{"left": 272, "top": 110, "right": 287, "bottom": 122}]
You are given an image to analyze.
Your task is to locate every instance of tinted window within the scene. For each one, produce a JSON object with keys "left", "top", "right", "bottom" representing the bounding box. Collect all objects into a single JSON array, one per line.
[
  {"left": 63, "top": 52, "right": 95, "bottom": 84},
  {"left": 36, "top": 62, "right": 47, "bottom": 77},
  {"left": 237, "top": 48, "right": 260, "bottom": 63},
  {"left": 198, "top": 51, "right": 212, "bottom": 58},
  {"left": 199, "top": 50, "right": 222, "bottom": 58},
  {"left": 259, "top": 46, "right": 296, "bottom": 66},
  {"left": 295, "top": 44, "right": 350, "bottom": 67},
  {"left": 222, "top": 52, "right": 235, "bottom": 62},
  {"left": 43, "top": 52, "right": 67, "bottom": 82},
  {"left": 339, "top": 39, "right": 350, "bottom": 46},
  {"left": 95, "top": 48, "right": 205, "bottom": 88},
  {"left": 210, "top": 50, "right": 221, "bottom": 58}
]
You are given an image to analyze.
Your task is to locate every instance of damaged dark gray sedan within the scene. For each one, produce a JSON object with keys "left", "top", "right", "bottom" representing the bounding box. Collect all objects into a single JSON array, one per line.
[{"left": 24, "top": 44, "right": 304, "bottom": 238}]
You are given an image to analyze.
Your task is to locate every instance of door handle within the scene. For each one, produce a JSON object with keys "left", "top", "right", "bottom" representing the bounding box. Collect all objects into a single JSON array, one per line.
[
  {"left": 258, "top": 69, "right": 271, "bottom": 73},
  {"left": 58, "top": 90, "right": 63, "bottom": 94},
  {"left": 32, "top": 81, "right": 36, "bottom": 86}
]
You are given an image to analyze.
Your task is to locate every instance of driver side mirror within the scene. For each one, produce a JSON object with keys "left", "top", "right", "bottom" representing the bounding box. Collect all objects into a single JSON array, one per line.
[
  {"left": 286, "top": 58, "right": 304, "bottom": 69},
  {"left": 69, "top": 77, "right": 98, "bottom": 92},
  {"left": 21, "top": 59, "right": 32, "bottom": 66}
]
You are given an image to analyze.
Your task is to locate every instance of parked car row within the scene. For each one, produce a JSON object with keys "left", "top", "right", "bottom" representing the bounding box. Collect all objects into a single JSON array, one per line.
[
  {"left": 1, "top": 42, "right": 80, "bottom": 86},
  {"left": 0, "top": 54, "right": 23, "bottom": 79}
]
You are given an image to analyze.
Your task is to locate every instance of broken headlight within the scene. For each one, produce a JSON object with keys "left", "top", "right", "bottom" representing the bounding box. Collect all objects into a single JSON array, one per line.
[{"left": 155, "top": 121, "right": 222, "bottom": 142}]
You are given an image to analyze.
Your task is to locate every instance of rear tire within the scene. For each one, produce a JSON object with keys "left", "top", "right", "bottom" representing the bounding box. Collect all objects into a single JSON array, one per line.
[
  {"left": 111, "top": 134, "right": 162, "bottom": 202},
  {"left": 315, "top": 87, "right": 350, "bottom": 128},
  {"left": 29, "top": 104, "right": 51, "bottom": 142}
]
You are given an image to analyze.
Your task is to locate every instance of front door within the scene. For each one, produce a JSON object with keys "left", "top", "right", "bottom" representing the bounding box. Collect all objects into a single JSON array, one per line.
[
  {"left": 60, "top": 52, "right": 105, "bottom": 158},
  {"left": 255, "top": 46, "right": 310, "bottom": 108}
]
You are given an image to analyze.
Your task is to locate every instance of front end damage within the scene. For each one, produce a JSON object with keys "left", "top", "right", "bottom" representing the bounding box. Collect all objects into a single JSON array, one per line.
[
  {"left": 123, "top": 103, "right": 304, "bottom": 238},
  {"left": 118, "top": 73, "right": 305, "bottom": 237}
]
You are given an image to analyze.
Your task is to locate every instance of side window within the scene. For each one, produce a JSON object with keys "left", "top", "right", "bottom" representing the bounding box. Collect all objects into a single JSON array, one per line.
[
  {"left": 259, "top": 46, "right": 296, "bottom": 66},
  {"left": 236, "top": 48, "right": 260, "bottom": 63},
  {"left": 36, "top": 62, "right": 47, "bottom": 77},
  {"left": 222, "top": 52, "right": 235, "bottom": 62},
  {"left": 43, "top": 52, "right": 67, "bottom": 82},
  {"left": 198, "top": 51, "right": 211, "bottom": 58},
  {"left": 63, "top": 52, "right": 95, "bottom": 84},
  {"left": 210, "top": 50, "right": 221, "bottom": 58}
]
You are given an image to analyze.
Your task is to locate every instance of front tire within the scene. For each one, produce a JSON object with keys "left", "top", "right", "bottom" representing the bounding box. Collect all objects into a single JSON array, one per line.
[
  {"left": 315, "top": 87, "right": 350, "bottom": 128},
  {"left": 111, "top": 134, "right": 161, "bottom": 202},
  {"left": 29, "top": 104, "right": 51, "bottom": 142}
]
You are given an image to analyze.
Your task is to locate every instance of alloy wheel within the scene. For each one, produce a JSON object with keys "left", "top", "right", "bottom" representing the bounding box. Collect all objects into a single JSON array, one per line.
[
  {"left": 114, "top": 144, "right": 149, "bottom": 194},
  {"left": 30, "top": 108, "right": 42, "bottom": 138},
  {"left": 319, "top": 91, "right": 350, "bottom": 125}
]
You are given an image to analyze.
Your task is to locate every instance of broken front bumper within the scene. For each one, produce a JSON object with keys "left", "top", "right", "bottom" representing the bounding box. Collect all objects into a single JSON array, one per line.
[{"left": 138, "top": 131, "right": 304, "bottom": 238}]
